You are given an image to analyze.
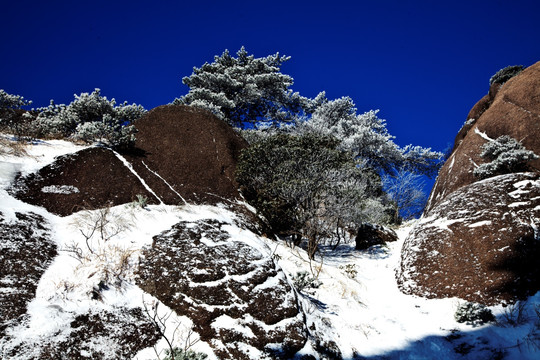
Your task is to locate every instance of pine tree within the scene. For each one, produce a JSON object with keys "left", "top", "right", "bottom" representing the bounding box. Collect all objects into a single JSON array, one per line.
[
  {"left": 0, "top": 89, "right": 33, "bottom": 138},
  {"left": 174, "top": 47, "right": 309, "bottom": 127},
  {"left": 294, "top": 95, "right": 443, "bottom": 176}
]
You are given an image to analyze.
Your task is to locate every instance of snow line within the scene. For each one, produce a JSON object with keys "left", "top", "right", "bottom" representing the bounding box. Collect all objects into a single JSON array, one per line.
[
  {"left": 142, "top": 161, "right": 187, "bottom": 205},
  {"left": 474, "top": 127, "right": 493, "bottom": 141},
  {"left": 110, "top": 149, "right": 164, "bottom": 204}
]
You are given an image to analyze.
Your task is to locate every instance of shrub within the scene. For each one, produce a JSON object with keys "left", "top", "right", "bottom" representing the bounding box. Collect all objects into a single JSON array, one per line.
[
  {"left": 0, "top": 89, "right": 33, "bottom": 139},
  {"left": 499, "top": 301, "right": 528, "bottom": 327},
  {"left": 236, "top": 133, "right": 390, "bottom": 258},
  {"left": 454, "top": 302, "right": 495, "bottom": 325},
  {"left": 339, "top": 264, "right": 358, "bottom": 279},
  {"left": 163, "top": 348, "right": 208, "bottom": 360},
  {"left": 489, "top": 65, "right": 524, "bottom": 86},
  {"left": 291, "top": 271, "right": 322, "bottom": 293},
  {"left": 473, "top": 135, "right": 538, "bottom": 179},
  {"left": 133, "top": 194, "right": 149, "bottom": 209},
  {"left": 36, "top": 89, "right": 145, "bottom": 149}
]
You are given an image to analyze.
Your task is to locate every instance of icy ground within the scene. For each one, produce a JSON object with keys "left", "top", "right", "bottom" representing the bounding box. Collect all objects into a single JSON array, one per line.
[{"left": 1, "top": 136, "right": 539, "bottom": 359}]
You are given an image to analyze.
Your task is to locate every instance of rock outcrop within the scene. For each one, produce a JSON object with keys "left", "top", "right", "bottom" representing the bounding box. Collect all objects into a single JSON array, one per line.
[
  {"left": 398, "top": 62, "right": 540, "bottom": 305},
  {"left": 137, "top": 219, "right": 307, "bottom": 359},
  {"left": 9, "top": 147, "right": 155, "bottom": 216},
  {"left": 355, "top": 223, "right": 397, "bottom": 250},
  {"left": 426, "top": 62, "right": 540, "bottom": 212},
  {"left": 125, "top": 105, "right": 247, "bottom": 205},
  {"left": 398, "top": 173, "right": 540, "bottom": 305},
  {"left": 10, "top": 105, "right": 247, "bottom": 216},
  {"left": 0, "top": 212, "right": 56, "bottom": 338}
]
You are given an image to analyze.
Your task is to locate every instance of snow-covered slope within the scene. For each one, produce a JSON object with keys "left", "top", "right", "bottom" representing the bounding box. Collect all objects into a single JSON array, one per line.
[
  {"left": 1, "top": 137, "right": 539, "bottom": 359},
  {"left": 272, "top": 225, "right": 540, "bottom": 359}
]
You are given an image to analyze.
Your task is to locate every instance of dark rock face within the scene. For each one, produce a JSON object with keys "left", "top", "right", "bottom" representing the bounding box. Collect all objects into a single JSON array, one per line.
[
  {"left": 397, "top": 173, "right": 540, "bottom": 305},
  {"left": 0, "top": 212, "right": 56, "bottom": 338},
  {"left": 137, "top": 219, "right": 307, "bottom": 359},
  {"left": 0, "top": 211, "right": 160, "bottom": 358},
  {"left": 9, "top": 147, "right": 155, "bottom": 216},
  {"left": 2, "top": 307, "right": 160, "bottom": 360},
  {"left": 355, "top": 223, "right": 397, "bottom": 250},
  {"left": 125, "top": 105, "right": 248, "bottom": 205},
  {"left": 10, "top": 105, "right": 248, "bottom": 216},
  {"left": 399, "top": 62, "right": 540, "bottom": 305}
]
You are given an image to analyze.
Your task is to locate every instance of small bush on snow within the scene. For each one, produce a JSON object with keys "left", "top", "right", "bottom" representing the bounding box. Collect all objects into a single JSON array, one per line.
[
  {"left": 36, "top": 88, "right": 145, "bottom": 149},
  {"left": 339, "top": 264, "right": 358, "bottom": 279},
  {"left": 61, "top": 207, "right": 136, "bottom": 298},
  {"left": 131, "top": 194, "right": 149, "bottom": 209},
  {"left": 454, "top": 302, "right": 495, "bottom": 325},
  {"left": 499, "top": 301, "right": 529, "bottom": 327},
  {"left": 163, "top": 348, "right": 208, "bottom": 360},
  {"left": 292, "top": 271, "right": 322, "bottom": 293}
]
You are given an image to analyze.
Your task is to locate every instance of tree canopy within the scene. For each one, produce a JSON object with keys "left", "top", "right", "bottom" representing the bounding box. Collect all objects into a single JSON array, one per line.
[
  {"left": 0, "top": 89, "right": 33, "bottom": 138},
  {"left": 177, "top": 47, "right": 443, "bottom": 177},
  {"left": 294, "top": 94, "right": 443, "bottom": 176},
  {"left": 236, "top": 133, "right": 391, "bottom": 257},
  {"left": 174, "top": 47, "right": 309, "bottom": 127}
]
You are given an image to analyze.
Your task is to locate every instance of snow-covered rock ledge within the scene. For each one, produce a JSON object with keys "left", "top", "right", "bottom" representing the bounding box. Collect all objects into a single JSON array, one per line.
[{"left": 397, "top": 172, "right": 540, "bottom": 305}]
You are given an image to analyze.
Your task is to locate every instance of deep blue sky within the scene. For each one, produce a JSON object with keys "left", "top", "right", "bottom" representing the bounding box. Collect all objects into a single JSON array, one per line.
[{"left": 1, "top": 0, "right": 539, "bottom": 154}]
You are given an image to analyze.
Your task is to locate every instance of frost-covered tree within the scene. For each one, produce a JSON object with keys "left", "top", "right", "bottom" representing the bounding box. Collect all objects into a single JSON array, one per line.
[
  {"left": 0, "top": 89, "right": 33, "bottom": 138},
  {"left": 174, "top": 47, "right": 309, "bottom": 127},
  {"left": 474, "top": 135, "right": 538, "bottom": 179},
  {"left": 177, "top": 48, "right": 442, "bottom": 178},
  {"left": 0, "top": 89, "right": 31, "bottom": 111},
  {"left": 489, "top": 65, "right": 524, "bottom": 86},
  {"left": 383, "top": 168, "right": 427, "bottom": 222},
  {"left": 37, "top": 89, "right": 146, "bottom": 149},
  {"left": 236, "top": 133, "right": 390, "bottom": 258},
  {"left": 294, "top": 95, "right": 443, "bottom": 176}
]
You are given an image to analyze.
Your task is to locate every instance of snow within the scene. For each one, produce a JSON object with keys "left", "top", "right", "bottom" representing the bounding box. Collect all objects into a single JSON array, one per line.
[
  {"left": 270, "top": 224, "right": 540, "bottom": 359},
  {"left": 469, "top": 220, "right": 492, "bottom": 228},
  {"left": 509, "top": 201, "right": 530, "bottom": 208},
  {"left": 448, "top": 154, "right": 455, "bottom": 171},
  {"left": 111, "top": 149, "right": 164, "bottom": 204},
  {"left": 1, "top": 138, "right": 539, "bottom": 359},
  {"left": 41, "top": 184, "right": 80, "bottom": 194},
  {"left": 1, "top": 137, "right": 89, "bottom": 177},
  {"left": 267, "top": 224, "right": 455, "bottom": 357},
  {"left": 212, "top": 315, "right": 255, "bottom": 338},
  {"left": 474, "top": 127, "right": 493, "bottom": 141},
  {"left": 423, "top": 216, "right": 465, "bottom": 233},
  {"left": 142, "top": 160, "right": 187, "bottom": 205}
]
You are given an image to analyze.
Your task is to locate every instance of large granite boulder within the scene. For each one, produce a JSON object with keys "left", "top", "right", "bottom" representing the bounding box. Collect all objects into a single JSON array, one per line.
[
  {"left": 0, "top": 211, "right": 160, "bottom": 359},
  {"left": 137, "top": 219, "right": 307, "bottom": 359},
  {"left": 397, "top": 173, "right": 540, "bottom": 305},
  {"left": 426, "top": 61, "right": 540, "bottom": 212},
  {"left": 125, "top": 105, "right": 248, "bottom": 205},
  {"left": 9, "top": 147, "right": 156, "bottom": 216},
  {"left": 10, "top": 105, "right": 248, "bottom": 216},
  {"left": 398, "top": 62, "right": 540, "bottom": 305},
  {"left": 355, "top": 223, "right": 398, "bottom": 250}
]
